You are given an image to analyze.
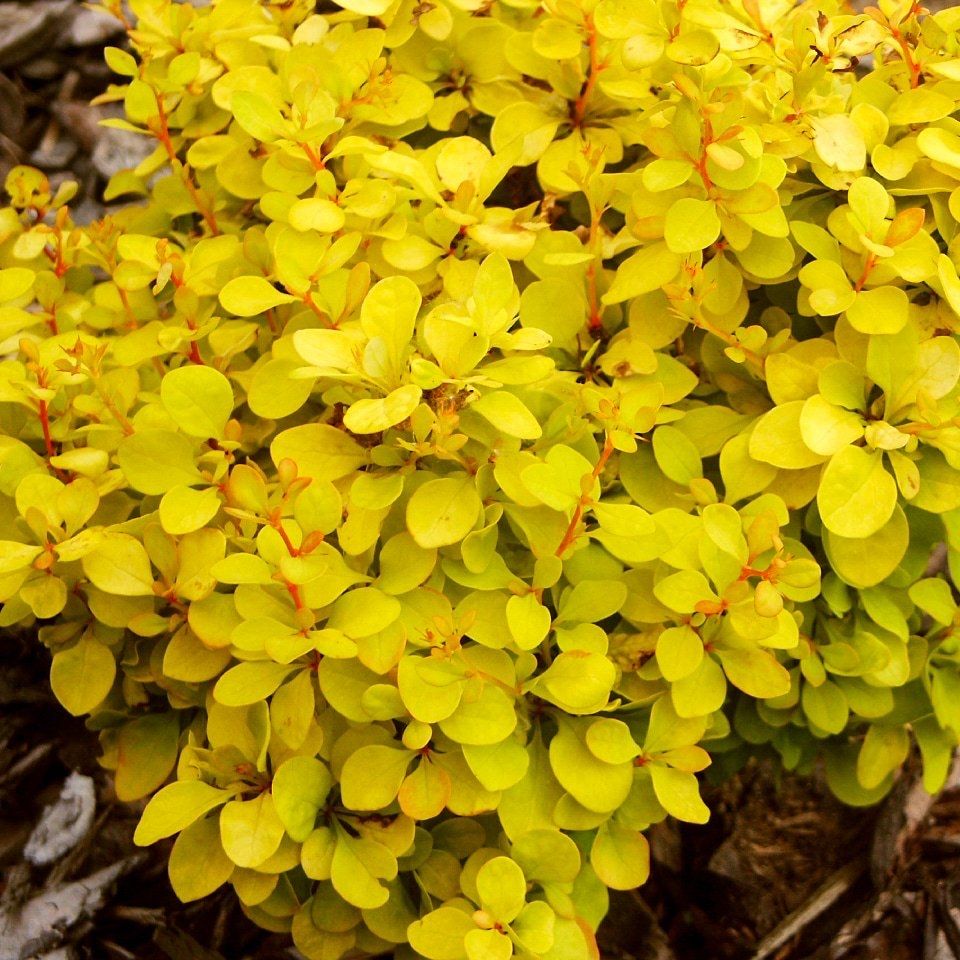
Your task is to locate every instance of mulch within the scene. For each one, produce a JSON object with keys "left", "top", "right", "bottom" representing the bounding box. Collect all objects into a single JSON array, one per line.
[{"left": 1, "top": 2, "right": 959, "bottom": 958}]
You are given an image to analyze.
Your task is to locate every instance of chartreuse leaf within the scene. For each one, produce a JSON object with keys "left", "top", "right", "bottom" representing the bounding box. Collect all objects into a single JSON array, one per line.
[
  {"left": 159, "top": 485, "right": 220, "bottom": 535},
  {"left": 665, "top": 198, "right": 720, "bottom": 253},
  {"left": 407, "top": 477, "right": 482, "bottom": 548},
  {"left": 510, "top": 829, "right": 581, "bottom": 883},
  {"left": 656, "top": 625, "right": 703, "bottom": 681},
  {"left": 718, "top": 648, "right": 791, "bottom": 699},
  {"left": 220, "top": 276, "right": 295, "bottom": 316},
  {"left": 50, "top": 638, "right": 116, "bottom": 716},
  {"left": 134, "top": 781, "right": 234, "bottom": 846},
  {"left": 81, "top": 533, "right": 154, "bottom": 596},
  {"left": 220, "top": 793, "right": 285, "bottom": 868},
  {"left": 343, "top": 384, "right": 422, "bottom": 434},
  {"left": 590, "top": 823, "right": 650, "bottom": 889},
  {"left": 169, "top": 816, "right": 234, "bottom": 902},
  {"left": 648, "top": 766, "right": 710, "bottom": 824},
  {"left": 161, "top": 365, "right": 234, "bottom": 438},
  {"left": 340, "top": 745, "right": 412, "bottom": 810},
  {"left": 476, "top": 856, "right": 527, "bottom": 922},
  {"left": 271, "top": 424, "right": 368, "bottom": 481},
  {"left": 471, "top": 392, "right": 542, "bottom": 439},
  {"left": 114, "top": 713, "right": 180, "bottom": 801},
  {"left": 550, "top": 721, "right": 633, "bottom": 813},
  {"left": 533, "top": 651, "right": 615, "bottom": 714},
  {"left": 408, "top": 907, "right": 474, "bottom": 960},
  {"left": 331, "top": 827, "right": 396, "bottom": 908},
  {"left": 817, "top": 447, "right": 897, "bottom": 539},
  {"left": 272, "top": 757, "right": 332, "bottom": 842},
  {"left": 8, "top": 2, "right": 960, "bottom": 956},
  {"left": 857, "top": 725, "right": 909, "bottom": 790}
]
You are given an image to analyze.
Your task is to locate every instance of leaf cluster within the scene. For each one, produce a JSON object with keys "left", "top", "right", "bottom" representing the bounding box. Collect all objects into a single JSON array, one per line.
[{"left": 2, "top": 0, "right": 960, "bottom": 957}]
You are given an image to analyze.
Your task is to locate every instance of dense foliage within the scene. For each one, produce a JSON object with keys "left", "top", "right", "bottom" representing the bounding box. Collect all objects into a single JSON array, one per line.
[{"left": 2, "top": 0, "right": 960, "bottom": 955}]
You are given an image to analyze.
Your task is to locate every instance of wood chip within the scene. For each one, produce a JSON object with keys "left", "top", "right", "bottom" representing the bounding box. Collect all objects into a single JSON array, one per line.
[
  {"left": 751, "top": 859, "right": 867, "bottom": 960},
  {"left": 0, "top": 856, "right": 142, "bottom": 960}
]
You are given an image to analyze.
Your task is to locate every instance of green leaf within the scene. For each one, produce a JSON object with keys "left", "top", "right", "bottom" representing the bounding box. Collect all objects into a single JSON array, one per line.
[
  {"left": 406, "top": 477, "right": 482, "bottom": 548},
  {"left": 802, "top": 680, "right": 849, "bottom": 734},
  {"left": 817, "top": 447, "right": 897, "bottom": 539},
  {"left": 161, "top": 366, "right": 234, "bottom": 438},
  {"left": 857, "top": 725, "right": 909, "bottom": 790}
]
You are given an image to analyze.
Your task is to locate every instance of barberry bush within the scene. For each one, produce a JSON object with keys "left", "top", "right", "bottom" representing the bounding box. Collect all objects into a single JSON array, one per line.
[{"left": 2, "top": 0, "right": 960, "bottom": 955}]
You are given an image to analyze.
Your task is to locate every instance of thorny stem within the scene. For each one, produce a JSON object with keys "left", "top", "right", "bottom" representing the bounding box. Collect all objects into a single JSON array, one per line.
[
  {"left": 274, "top": 519, "right": 300, "bottom": 558},
  {"left": 555, "top": 433, "right": 615, "bottom": 558},
  {"left": 890, "top": 24, "right": 922, "bottom": 88},
  {"left": 151, "top": 92, "right": 220, "bottom": 236},
  {"left": 285, "top": 580, "right": 306, "bottom": 611},
  {"left": 694, "top": 115, "right": 716, "bottom": 196},
  {"left": 304, "top": 291, "right": 335, "bottom": 327},
  {"left": 93, "top": 379, "right": 136, "bottom": 436},
  {"left": 571, "top": 15, "right": 603, "bottom": 129},
  {"left": 301, "top": 142, "right": 326, "bottom": 172},
  {"left": 117, "top": 288, "right": 139, "bottom": 330},
  {"left": 585, "top": 198, "right": 606, "bottom": 334},
  {"left": 854, "top": 253, "right": 878, "bottom": 292},
  {"left": 38, "top": 399, "right": 56, "bottom": 458}
]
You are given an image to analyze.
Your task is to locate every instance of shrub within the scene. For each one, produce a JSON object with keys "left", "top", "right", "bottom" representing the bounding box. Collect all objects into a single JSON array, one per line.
[{"left": 2, "top": 0, "right": 960, "bottom": 955}]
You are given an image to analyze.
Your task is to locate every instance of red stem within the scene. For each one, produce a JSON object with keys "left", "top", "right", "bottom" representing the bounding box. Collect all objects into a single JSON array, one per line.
[{"left": 555, "top": 434, "right": 615, "bottom": 557}]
